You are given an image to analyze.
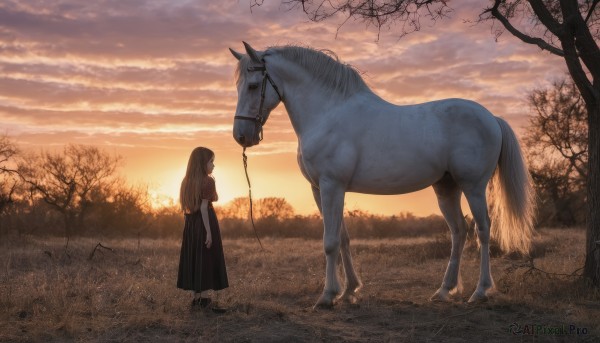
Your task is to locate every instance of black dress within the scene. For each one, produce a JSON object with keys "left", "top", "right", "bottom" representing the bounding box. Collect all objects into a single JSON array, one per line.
[{"left": 177, "top": 177, "right": 228, "bottom": 292}]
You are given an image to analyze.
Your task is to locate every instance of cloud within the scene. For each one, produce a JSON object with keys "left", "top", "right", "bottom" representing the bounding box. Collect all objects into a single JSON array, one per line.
[
  {"left": 0, "top": 0, "right": 567, "bottom": 139},
  {"left": 0, "top": 0, "right": 569, "bottom": 215}
]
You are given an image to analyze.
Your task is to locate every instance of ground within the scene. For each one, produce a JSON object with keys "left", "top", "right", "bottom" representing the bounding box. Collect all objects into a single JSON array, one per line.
[{"left": 1, "top": 228, "right": 599, "bottom": 342}]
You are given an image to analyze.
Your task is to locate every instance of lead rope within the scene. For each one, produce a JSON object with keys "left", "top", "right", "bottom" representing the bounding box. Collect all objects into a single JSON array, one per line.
[{"left": 242, "top": 147, "right": 265, "bottom": 251}]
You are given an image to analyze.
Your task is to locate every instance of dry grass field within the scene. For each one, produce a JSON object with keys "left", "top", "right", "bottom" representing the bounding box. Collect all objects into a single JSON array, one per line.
[{"left": 1, "top": 228, "right": 599, "bottom": 342}]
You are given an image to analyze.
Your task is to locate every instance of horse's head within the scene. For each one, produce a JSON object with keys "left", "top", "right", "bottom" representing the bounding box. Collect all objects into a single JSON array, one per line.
[{"left": 229, "top": 42, "right": 283, "bottom": 148}]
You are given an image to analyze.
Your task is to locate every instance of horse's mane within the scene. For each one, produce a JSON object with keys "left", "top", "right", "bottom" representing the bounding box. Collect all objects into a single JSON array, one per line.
[{"left": 236, "top": 45, "right": 370, "bottom": 99}]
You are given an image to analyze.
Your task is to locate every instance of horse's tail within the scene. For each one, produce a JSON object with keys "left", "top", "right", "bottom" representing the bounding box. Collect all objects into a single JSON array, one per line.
[{"left": 489, "top": 117, "right": 536, "bottom": 255}]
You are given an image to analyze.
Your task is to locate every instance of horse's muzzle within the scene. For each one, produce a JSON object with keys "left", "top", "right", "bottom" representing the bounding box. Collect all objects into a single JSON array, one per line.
[{"left": 234, "top": 134, "right": 258, "bottom": 148}]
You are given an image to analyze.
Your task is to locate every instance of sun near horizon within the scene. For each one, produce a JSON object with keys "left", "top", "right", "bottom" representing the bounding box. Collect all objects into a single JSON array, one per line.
[{"left": 132, "top": 146, "right": 446, "bottom": 217}]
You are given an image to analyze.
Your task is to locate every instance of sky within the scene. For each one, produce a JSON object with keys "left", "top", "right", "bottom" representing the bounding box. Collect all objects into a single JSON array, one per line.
[{"left": 0, "top": 0, "right": 568, "bottom": 216}]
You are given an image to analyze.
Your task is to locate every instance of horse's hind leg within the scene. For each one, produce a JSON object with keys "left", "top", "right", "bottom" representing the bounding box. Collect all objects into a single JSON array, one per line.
[
  {"left": 463, "top": 185, "right": 495, "bottom": 303},
  {"left": 430, "top": 173, "right": 467, "bottom": 302}
]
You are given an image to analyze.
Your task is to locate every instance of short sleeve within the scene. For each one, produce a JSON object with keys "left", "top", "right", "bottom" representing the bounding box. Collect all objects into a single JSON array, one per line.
[{"left": 201, "top": 176, "right": 218, "bottom": 202}]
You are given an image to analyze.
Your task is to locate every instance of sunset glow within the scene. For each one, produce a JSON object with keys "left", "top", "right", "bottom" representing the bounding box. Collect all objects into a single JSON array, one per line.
[{"left": 0, "top": 0, "right": 567, "bottom": 216}]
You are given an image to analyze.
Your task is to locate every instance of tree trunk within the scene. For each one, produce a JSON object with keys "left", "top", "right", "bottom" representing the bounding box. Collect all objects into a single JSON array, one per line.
[{"left": 584, "top": 101, "right": 600, "bottom": 286}]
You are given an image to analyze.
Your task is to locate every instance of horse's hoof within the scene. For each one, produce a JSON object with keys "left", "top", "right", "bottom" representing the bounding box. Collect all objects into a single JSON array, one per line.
[
  {"left": 467, "top": 291, "right": 489, "bottom": 303},
  {"left": 313, "top": 301, "right": 334, "bottom": 310},
  {"left": 313, "top": 293, "right": 336, "bottom": 310},
  {"left": 448, "top": 284, "right": 463, "bottom": 296},
  {"left": 345, "top": 282, "right": 363, "bottom": 295},
  {"left": 339, "top": 292, "right": 359, "bottom": 305},
  {"left": 430, "top": 289, "right": 451, "bottom": 302}
]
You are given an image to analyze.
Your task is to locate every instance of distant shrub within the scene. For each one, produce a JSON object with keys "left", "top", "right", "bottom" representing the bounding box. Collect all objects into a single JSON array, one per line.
[
  {"left": 2, "top": 194, "right": 447, "bottom": 240},
  {"left": 344, "top": 211, "right": 447, "bottom": 239},
  {"left": 216, "top": 208, "right": 447, "bottom": 240}
]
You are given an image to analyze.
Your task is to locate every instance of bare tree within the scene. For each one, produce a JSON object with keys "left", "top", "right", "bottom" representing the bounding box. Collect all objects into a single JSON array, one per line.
[
  {"left": 526, "top": 80, "right": 588, "bottom": 181},
  {"left": 0, "top": 135, "right": 19, "bottom": 236},
  {"left": 0, "top": 135, "right": 18, "bottom": 210},
  {"left": 18, "top": 144, "right": 121, "bottom": 243},
  {"left": 265, "top": 0, "right": 600, "bottom": 286},
  {"left": 524, "top": 79, "right": 587, "bottom": 226}
]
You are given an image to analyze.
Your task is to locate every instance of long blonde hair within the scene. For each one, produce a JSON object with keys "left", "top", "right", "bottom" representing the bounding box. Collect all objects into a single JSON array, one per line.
[{"left": 180, "top": 147, "right": 214, "bottom": 213}]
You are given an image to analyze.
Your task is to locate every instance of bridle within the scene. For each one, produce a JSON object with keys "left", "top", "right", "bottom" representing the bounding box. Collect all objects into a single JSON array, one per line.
[
  {"left": 234, "top": 63, "right": 283, "bottom": 142},
  {"left": 235, "top": 61, "right": 282, "bottom": 252}
]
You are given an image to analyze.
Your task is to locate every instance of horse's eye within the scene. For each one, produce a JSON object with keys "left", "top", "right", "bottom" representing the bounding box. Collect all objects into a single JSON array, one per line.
[{"left": 248, "top": 83, "right": 259, "bottom": 90}]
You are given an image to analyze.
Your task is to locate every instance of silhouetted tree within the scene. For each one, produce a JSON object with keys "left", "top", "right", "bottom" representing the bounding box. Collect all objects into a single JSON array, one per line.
[
  {"left": 18, "top": 145, "right": 121, "bottom": 243},
  {"left": 88, "top": 180, "right": 152, "bottom": 236},
  {"left": 263, "top": 0, "right": 600, "bottom": 286},
  {"left": 0, "top": 135, "right": 18, "bottom": 213},
  {"left": 0, "top": 135, "right": 20, "bottom": 236},
  {"left": 524, "top": 79, "right": 587, "bottom": 226}
]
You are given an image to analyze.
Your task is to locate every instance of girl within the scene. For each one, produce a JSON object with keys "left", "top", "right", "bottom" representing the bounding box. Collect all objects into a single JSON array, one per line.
[{"left": 177, "top": 147, "right": 228, "bottom": 308}]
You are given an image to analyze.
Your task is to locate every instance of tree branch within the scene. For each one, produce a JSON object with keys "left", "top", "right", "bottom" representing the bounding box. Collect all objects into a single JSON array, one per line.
[
  {"left": 88, "top": 242, "right": 114, "bottom": 260},
  {"left": 558, "top": 0, "right": 597, "bottom": 104},
  {"left": 560, "top": 0, "right": 600, "bottom": 83},
  {"left": 528, "top": 0, "right": 563, "bottom": 37},
  {"left": 585, "top": 0, "right": 599, "bottom": 23},
  {"left": 486, "top": 0, "right": 564, "bottom": 56}
]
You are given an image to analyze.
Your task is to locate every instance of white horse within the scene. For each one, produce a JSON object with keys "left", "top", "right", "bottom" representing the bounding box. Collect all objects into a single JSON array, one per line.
[{"left": 229, "top": 42, "right": 535, "bottom": 308}]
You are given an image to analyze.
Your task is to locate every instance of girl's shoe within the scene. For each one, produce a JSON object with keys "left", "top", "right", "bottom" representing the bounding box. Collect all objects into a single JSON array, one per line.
[{"left": 200, "top": 298, "right": 212, "bottom": 308}]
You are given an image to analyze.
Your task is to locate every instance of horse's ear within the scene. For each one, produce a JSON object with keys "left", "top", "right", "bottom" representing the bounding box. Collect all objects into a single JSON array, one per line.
[
  {"left": 243, "top": 41, "right": 262, "bottom": 63},
  {"left": 229, "top": 48, "right": 243, "bottom": 61}
]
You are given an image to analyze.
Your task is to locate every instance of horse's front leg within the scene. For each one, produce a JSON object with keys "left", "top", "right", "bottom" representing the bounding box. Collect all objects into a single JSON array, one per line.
[
  {"left": 315, "top": 180, "right": 345, "bottom": 309},
  {"left": 311, "top": 185, "right": 361, "bottom": 304}
]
